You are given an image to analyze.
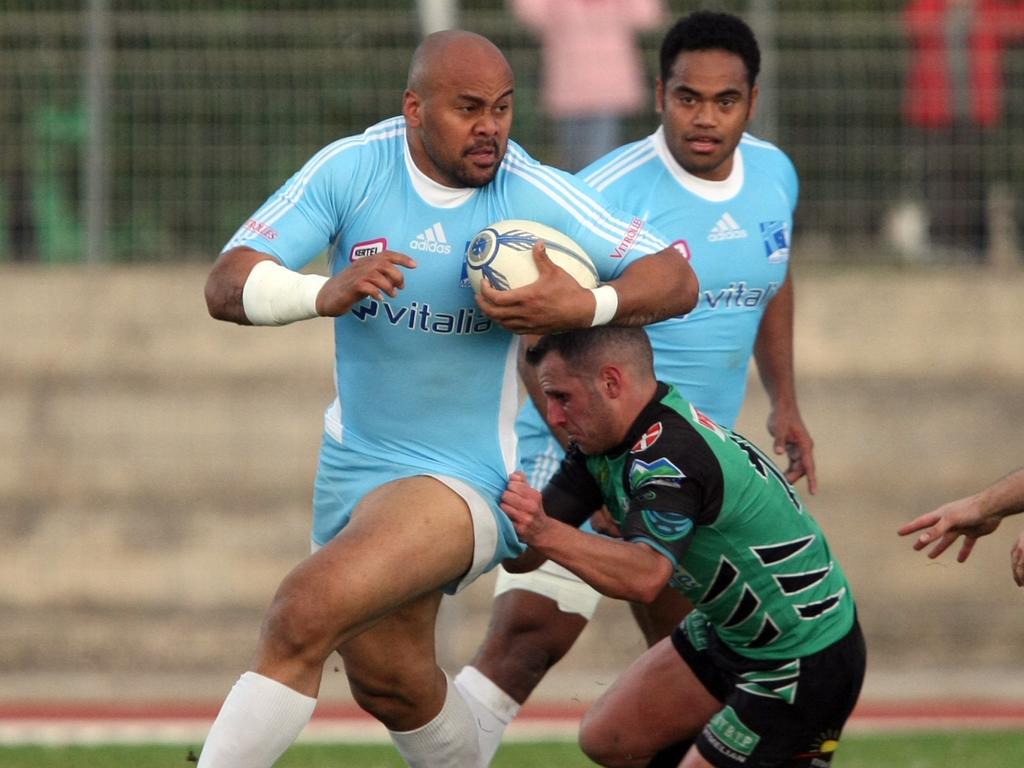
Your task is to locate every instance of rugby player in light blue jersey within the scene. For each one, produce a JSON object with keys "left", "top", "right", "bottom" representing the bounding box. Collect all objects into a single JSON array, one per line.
[
  {"left": 456, "top": 13, "right": 819, "bottom": 765},
  {"left": 197, "top": 30, "right": 697, "bottom": 768}
]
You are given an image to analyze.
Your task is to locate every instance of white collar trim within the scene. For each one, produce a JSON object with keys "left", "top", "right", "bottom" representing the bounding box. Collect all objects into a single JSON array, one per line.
[{"left": 404, "top": 136, "right": 476, "bottom": 208}]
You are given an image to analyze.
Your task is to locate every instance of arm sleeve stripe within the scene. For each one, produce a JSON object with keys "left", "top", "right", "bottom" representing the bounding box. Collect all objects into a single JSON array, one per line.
[
  {"left": 504, "top": 147, "right": 668, "bottom": 255},
  {"left": 223, "top": 119, "right": 403, "bottom": 252}
]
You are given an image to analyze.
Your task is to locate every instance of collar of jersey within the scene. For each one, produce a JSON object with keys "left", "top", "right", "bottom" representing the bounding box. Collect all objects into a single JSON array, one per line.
[
  {"left": 652, "top": 126, "right": 744, "bottom": 203},
  {"left": 404, "top": 136, "right": 477, "bottom": 208}
]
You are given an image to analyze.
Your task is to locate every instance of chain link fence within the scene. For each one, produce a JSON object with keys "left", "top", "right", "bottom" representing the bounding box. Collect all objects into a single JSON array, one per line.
[{"left": 2, "top": 1, "right": 1021, "bottom": 264}]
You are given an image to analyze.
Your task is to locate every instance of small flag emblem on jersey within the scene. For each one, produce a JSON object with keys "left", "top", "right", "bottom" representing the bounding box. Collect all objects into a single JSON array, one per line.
[
  {"left": 629, "top": 457, "right": 685, "bottom": 490},
  {"left": 631, "top": 422, "right": 663, "bottom": 453},
  {"left": 760, "top": 221, "right": 790, "bottom": 263}
]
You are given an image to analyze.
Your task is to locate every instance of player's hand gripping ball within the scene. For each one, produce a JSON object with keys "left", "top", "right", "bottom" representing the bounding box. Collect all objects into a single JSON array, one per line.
[{"left": 465, "top": 219, "right": 599, "bottom": 292}]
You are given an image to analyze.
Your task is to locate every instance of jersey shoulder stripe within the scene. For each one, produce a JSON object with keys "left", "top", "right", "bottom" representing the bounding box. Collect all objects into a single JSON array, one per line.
[
  {"left": 580, "top": 138, "right": 658, "bottom": 191},
  {"left": 256, "top": 118, "right": 401, "bottom": 230},
  {"left": 738, "top": 132, "right": 799, "bottom": 212},
  {"left": 503, "top": 145, "right": 667, "bottom": 254},
  {"left": 739, "top": 132, "right": 783, "bottom": 152},
  {"left": 503, "top": 144, "right": 641, "bottom": 246},
  {"left": 503, "top": 144, "right": 616, "bottom": 234},
  {"left": 224, "top": 118, "right": 404, "bottom": 251}
]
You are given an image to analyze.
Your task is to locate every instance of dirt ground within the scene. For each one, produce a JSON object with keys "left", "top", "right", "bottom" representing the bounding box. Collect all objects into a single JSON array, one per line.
[{"left": 2, "top": 263, "right": 1023, "bottom": 705}]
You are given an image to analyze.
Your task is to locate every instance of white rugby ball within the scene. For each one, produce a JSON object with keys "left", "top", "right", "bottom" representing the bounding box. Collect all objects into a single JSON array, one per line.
[{"left": 465, "top": 219, "right": 599, "bottom": 292}]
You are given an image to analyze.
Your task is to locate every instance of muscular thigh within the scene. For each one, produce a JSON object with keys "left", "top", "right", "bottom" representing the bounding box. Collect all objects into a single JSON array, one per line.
[
  {"left": 291, "top": 476, "right": 476, "bottom": 649},
  {"left": 581, "top": 637, "right": 721, "bottom": 763}
]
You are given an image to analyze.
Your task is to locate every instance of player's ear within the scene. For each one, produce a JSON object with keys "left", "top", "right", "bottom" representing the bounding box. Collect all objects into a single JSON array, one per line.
[
  {"left": 600, "top": 365, "right": 624, "bottom": 398},
  {"left": 654, "top": 79, "right": 665, "bottom": 114},
  {"left": 747, "top": 83, "right": 760, "bottom": 122},
  {"left": 403, "top": 89, "right": 422, "bottom": 126}
]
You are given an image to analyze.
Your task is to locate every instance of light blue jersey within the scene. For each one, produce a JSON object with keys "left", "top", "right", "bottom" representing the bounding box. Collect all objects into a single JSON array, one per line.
[
  {"left": 224, "top": 117, "right": 668, "bottom": 548},
  {"left": 518, "top": 127, "right": 797, "bottom": 485}
]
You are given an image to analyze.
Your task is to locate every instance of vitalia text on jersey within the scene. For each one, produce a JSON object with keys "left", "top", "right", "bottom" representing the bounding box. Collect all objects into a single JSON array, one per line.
[
  {"left": 703, "top": 281, "right": 781, "bottom": 310},
  {"left": 350, "top": 298, "right": 492, "bottom": 335}
]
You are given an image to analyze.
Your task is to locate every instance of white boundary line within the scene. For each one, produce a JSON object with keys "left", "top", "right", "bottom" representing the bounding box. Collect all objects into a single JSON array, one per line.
[
  {"left": 3, "top": 712, "right": 1024, "bottom": 746},
  {"left": 0, "top": 717, "right": 580, "bottom": 746}
]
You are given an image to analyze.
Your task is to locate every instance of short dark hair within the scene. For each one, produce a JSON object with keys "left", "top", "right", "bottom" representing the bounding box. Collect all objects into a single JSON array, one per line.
[
  {"left": 525, "top": 326, "right": 654, "bottom": 377},
  {"left": 659, "top": 11, "right": 761, "bottom": 88}
]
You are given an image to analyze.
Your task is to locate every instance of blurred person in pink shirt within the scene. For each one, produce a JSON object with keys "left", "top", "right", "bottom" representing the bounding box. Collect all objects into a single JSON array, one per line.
[
  {"left": 511, "top": 0, "right": 665, "bottom": 171},
  {"left": 901, "top": 0, "right": 1024, "bottom": 262}
]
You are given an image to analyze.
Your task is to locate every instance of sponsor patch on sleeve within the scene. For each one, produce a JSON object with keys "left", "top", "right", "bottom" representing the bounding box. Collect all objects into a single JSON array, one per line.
[
  {"left": 350, "top": 237, "right": 387, "bottom": 261},
  {"left": 629, "top": 456, "right": 685, "bottom": 490}
]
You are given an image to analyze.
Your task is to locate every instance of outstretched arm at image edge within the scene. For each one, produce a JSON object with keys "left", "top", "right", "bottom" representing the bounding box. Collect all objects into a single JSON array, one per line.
[{"left": 898, "top": 467, "right": 1024, "bottom": 567}]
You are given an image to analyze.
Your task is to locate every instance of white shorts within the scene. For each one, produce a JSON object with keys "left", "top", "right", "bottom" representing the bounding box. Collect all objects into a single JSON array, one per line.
[
  {"left": 310, "top": 431, "right": 522, "bottom": 596},
  {"left": 493, "top": 559, "right": 603, "bottom": 620},
  {"left": 312, "top": 472, "right": 500, "bottom": 596}
]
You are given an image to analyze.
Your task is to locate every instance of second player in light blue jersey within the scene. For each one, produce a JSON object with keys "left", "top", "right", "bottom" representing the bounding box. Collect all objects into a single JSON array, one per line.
[
  {"left": 457, "top": 13, "right": 819, "bottom": 766},
  {"left": 197, "top": 30, "right": 697, "bottom": 768}
]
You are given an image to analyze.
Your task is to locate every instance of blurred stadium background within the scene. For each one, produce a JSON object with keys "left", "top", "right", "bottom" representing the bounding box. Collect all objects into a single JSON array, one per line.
[
  {"left": 2, "top": 0, "right": 1024, "bottom": 728},
  {"left": 4, "top": 0, "right": 1022, "bottom": 265}
]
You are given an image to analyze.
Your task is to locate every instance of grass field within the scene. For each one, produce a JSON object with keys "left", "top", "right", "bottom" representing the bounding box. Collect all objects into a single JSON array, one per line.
[{"left": 3, "top": 731, "right": 1024, "bottom": 768}]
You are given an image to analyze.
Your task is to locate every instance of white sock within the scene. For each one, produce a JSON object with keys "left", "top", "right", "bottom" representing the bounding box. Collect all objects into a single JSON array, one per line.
[
  {"left": 389, "top": 672, "right": 483, "bottom": 768},
  {"left": 454, "top": 665, "right": 521, "bottom": 765},
  {"left": 196, "top": 671, "right": 317, "bottom": 768}
]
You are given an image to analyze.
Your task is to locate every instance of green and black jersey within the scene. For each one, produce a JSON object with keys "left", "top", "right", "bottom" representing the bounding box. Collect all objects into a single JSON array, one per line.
[{"left": 545, "top": 382, "right": 855, "bottom": 661}]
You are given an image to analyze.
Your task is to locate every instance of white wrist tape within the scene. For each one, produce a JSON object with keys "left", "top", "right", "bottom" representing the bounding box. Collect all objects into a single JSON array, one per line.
[
  {"left": 589, "top": 284, "right": 619, "bottom": 327},
  {"left": 242, "top": 260, "right": 329, "bottom": 326}
]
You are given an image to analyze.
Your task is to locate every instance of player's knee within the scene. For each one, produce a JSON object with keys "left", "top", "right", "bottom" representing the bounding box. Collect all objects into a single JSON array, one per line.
[
  {"left": 578, "top": 724, "right": 630, "bottom": 768},
  {"left": 258, "top": 586, "right": 334, "bottom": 668},
  {"left": 513, "top": 630, "right": 572, "bottom": 678},
  {"left": 488, "top": 598, "right": 586, "bottom": 666},
  {"left": 579, "top": 707, "right": 636, "bottom": 767},
  {"left": 345, "top": 667, "right": 421, "bottom": 726},
  {"left": 480, "top": 621, "right": 577, "bottom": 687}
]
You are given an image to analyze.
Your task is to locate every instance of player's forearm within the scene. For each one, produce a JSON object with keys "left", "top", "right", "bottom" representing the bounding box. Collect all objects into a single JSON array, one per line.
[
  {"left": 530, "top": 522, "right": 672, "bottom": 603},
  {"left": 977, "top": 468, "right": 1024, "bottom": 520},
  {"left": 206, "top": 247, "right": 328, "bottom": 327},
  {"left": 607, "top": 247, "right": 698, "bottom": 327},
  {"left": 205, "top": 247, "right": 279, "bottom": 324},
  {"left": 754, "top": 275, "right": 797, "bottom": 406}
]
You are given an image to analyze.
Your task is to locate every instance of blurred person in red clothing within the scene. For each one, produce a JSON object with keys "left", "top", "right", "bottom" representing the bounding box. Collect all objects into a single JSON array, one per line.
[
  {"left": 510, "top": 0, "right": 665, "bottom": 171},
  {"left": 902, "top": 0, "right": 1024, "bottom": 262}
]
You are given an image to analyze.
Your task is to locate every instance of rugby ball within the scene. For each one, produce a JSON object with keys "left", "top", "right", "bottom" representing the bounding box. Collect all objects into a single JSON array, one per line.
[{"left": 465, "top": 219, "right": 599, "bottom": 292}]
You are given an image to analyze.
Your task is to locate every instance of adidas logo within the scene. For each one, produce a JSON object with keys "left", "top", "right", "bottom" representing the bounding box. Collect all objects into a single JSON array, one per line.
[
  {"left": 707, "top": 213, "right": 748, "bottom": 242},
  {"left": 409, "top": 222, "right": 452, "bottom": 254}
]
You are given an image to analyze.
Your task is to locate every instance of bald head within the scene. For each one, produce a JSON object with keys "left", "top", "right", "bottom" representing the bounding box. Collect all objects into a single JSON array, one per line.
[
  {"left": 402, "top": 29, "right": 514, "bottom": 189},
  {"left": 407, "top": 30, "right": 512, "bottom": 96}
]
